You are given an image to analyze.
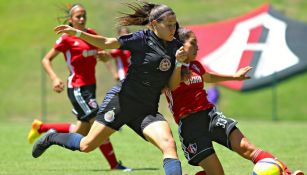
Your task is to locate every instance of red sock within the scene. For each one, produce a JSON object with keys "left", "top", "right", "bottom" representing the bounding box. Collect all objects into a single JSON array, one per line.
[
  {"left": 195, "top": 171, "right": 206, "bottom": 175},
  {"left": 98, "top": 139, "right": 118, "bottom": 169},
  {"left": 252, "top": 149, "right": 291, "bottom": 174},
  {"left": 38, "top": 123, "right": 71, "bottom": 133}
]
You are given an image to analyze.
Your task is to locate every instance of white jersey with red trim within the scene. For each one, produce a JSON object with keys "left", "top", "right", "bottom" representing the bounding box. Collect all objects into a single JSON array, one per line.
[
  {"left": 54, "top": 28, "right": 98, "bottom": 88},
  {"left": 110, "top": 49, "right": 131, "bottom": 81},
  {"left": 165, "top": 61, "right": 214, "bottom": 124}
]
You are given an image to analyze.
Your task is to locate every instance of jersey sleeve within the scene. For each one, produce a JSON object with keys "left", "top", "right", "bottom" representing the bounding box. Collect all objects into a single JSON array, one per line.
[
  {"left": 53, "top": 34, "right": 68, "bottom": 52},
  {"left": 117, "top": 30, "right": 144, "bottom": 52},
  {"left": 110, "top": 49, "right": 121, "bottom": 58}
]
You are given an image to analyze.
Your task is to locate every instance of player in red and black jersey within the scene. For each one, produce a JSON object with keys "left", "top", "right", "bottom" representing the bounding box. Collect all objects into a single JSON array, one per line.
[
  {"left": 165, "top": 28, "right": 304, "bottom": 175},
  {"left": 27, "top": 4, "right": 130, "bottom": 171}
]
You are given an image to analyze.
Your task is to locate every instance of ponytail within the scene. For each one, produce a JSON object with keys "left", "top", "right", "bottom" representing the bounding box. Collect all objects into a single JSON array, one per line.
[{"left": 117, "top": 2, "right": 175, "bottom": 26}]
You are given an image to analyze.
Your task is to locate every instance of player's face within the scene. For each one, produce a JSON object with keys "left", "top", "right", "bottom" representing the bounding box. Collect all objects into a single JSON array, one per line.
[
  {"left": 153, "top": 14, "right": 177, "bottom": 41},
  {"left": 184, "top": 34, "right": 198, "bottom": 62},
  {"left": 69, "top": 7, "right": 87, "bottom": 30}
]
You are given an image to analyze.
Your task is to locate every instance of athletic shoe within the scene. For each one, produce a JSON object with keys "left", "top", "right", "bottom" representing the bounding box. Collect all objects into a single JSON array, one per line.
[
  {"left": 27, "top": 119, "right": 43, "bottom": 144},
  {"left": 32, "top": 129, "right": 56, "bottom": 158},
  {"left": 292, "top": 170, "right": 304, "bottom": 175},
  {"left": 284, "top": 169, "right": 305, "bottom": 175},
  {"left": 112, "top": 161, "right": 133, "bottom": 172}
]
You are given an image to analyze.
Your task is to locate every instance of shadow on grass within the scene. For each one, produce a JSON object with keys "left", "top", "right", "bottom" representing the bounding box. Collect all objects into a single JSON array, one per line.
[{"left": 90, "top": 167, "right": 159, "bottom": 172}]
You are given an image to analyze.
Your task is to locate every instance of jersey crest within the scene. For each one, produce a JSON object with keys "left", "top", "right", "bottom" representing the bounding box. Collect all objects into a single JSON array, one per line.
[{"left": 159, "top": 57, "right": 171, "bottom": 71}]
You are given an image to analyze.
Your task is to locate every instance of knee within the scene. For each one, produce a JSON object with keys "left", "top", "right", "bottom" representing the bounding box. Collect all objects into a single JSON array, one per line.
[
  {"left": 79, "top": 142, "right": 96, "bottom": 153},
  {"left": 161, "top": 137, "right": 177, "bottom": 151}
]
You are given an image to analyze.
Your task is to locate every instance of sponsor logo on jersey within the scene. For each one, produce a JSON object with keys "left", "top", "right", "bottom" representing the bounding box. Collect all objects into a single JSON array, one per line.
[
  {"left": 82, "top": 49, "right": 98, "bottom": 57},
  {"left": 184, "top": 75, "right": 202, "bottom": 85},
  {"left": 159, "top": 58, "right": 171, "bottom": 71}
]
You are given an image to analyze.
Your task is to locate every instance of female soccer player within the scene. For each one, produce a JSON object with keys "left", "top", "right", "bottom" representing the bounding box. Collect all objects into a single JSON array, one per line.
[
  {"left": 28, "top": 3, "right": 130, "bottom": 171},
  {"left": 165, "top": 28, "right": 304, "bottom": 175},
  {"left": 32, "top": 2, "right": 187, "bottom": 175}
]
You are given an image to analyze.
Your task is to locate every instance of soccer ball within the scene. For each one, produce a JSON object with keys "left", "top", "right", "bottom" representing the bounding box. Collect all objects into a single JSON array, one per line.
[{"left": 253, "top": 158, "right": 284, "bottom": 175}]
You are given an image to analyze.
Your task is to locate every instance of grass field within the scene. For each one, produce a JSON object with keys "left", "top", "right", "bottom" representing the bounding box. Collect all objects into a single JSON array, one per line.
[
  {"left": 1, "top": 1, "right": 307, "bottom": 175},
  {"left": 0, "top": 120, "right": 306, "bottom": 175},
  {"left": 1, "top": 0, "right": 307, "bottom": 122}
]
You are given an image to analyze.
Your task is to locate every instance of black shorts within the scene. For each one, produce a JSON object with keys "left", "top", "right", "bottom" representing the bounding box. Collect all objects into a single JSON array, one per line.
[
  {"left": 178, "top": 108, "right": 237, "bottom": 166},
  {"left": 67, "top": 84, "right": 98, "bottom": 122},
  {"left": 96, "top": 84, "right": 166, "bottom": 139}
]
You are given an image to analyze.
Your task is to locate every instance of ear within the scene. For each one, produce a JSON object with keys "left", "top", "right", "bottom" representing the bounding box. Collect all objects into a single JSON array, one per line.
[{"left": 151, "top": 20, "right": 158, "bottom": 27}]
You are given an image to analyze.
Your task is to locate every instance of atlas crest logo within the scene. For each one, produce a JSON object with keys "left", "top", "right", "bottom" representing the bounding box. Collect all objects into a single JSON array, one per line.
[{"left": 187, "top": 4, "right": 307, "bottom": 91}]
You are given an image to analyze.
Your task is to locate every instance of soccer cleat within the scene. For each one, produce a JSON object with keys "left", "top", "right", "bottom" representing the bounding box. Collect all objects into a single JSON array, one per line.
[
  {"left": 27, "top": 119, "right": 43, "bottom": 144},
  {"left": 32, "top": 129, "right": 56, "bottom": 158},
  {"left": 112, "top": 161, "right": 133, "bottom": 172},
  {"left": 292, "top": 170, "right": 304, "bottom": 175}
]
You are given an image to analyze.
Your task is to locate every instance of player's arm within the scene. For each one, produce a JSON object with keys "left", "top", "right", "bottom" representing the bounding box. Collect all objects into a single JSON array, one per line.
[
  {"left": 202, "top": 66, "right": 252, "bottom": 83},
  {"left": 41, "top": 48, "right": 65, "bottom": 93},
  {"left": 54, "top": 25, "right": 120, "bottom": 49},
  {"left": 167, "top": 46, "right": 187, "bottom": 90}
]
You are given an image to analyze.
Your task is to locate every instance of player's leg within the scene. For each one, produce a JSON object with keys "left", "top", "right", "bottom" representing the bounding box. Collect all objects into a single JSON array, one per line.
[
  {"left": 94, "top": 86, "right": 131, "bottom": 171},
  {"left": 180, "top": 110, "right": 224, "bottom": 175},
  {"left": 32, "top": 120, "right": 116, "bottom": 158},
  {"left": 198, "top": 154, "right": 224, "bottom": 175},
  {"left": 27, "top": 119, "right": 75, "bottom": 144},
  {"left": 230, "top": 128, "right": 304, "bottom": 175},
  {"left": 141, "top": 114, "right": 181, "bottom": 175}
]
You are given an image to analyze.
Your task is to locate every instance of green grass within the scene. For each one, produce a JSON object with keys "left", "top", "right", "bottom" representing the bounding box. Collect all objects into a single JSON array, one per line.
[
  {"left": 0, "top": 120, "right": 306, "bottom": 175},
  {"left": 1, "top": 0, "right": 307, "bottom": 122},
  {"left": 1, "top": 1, "right": 307, "bottom": 174}
]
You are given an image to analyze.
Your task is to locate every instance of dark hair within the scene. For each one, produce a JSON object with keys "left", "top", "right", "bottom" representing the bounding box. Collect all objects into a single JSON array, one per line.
[
  {"left": 177, "top": 28, "right": 194, "bottom": 43},
  {"left": 56, "top": 3, "right": 85, "bottom": 26},
  {"left": 177, "top": 28, "right": 196, "bottom": 80},
  {"left": 118, "top": 2, "right": 175, "bottom": 26}
]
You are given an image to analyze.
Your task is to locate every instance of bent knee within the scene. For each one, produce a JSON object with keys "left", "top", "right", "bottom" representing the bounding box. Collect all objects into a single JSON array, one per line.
[{"left": 80, "top": 143, "right": 96, "bottom": 153}]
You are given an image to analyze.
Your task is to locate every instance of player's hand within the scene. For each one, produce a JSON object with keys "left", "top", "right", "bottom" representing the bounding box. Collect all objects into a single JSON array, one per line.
[
  {"left": 52, "top": 78, "right": 65, "bottom": 93},
  {"left": 175, "top": 46, "right": 187, "bottom": 63},
  {"left": 54, "top": 25, "right": 77, "bottom": 36},
  {"left": 96, "top": 50, "right": 111, "bottom": 62},
  {"left": 234, "top": 66, "right": 252, "bottom": 80}
]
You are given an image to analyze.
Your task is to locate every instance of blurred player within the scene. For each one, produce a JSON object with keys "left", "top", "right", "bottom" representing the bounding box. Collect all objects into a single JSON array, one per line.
[
  {"left": 27, "top": 3, "right": 130, "bottom": 171},
  {"left": 104, "top": 26, "right": 131, "bottom": 81}
]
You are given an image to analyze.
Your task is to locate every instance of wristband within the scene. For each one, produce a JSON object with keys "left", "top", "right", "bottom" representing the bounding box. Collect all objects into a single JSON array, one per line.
[
  {"left": 175, "top": 61, "right": 183, "bottom": 67},
  {"left": 176, "top": 60, "right": 190, "bottom": 67},
  {"left": 75, "top": 29, "right": 82, "bottom": 37}
]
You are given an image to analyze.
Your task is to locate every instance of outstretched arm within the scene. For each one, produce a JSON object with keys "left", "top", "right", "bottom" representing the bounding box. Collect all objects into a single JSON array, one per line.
[
  {"left": 202, "top": 66, "right": 252, "bottom": 83},
  {"left": 54, "top": 25, "right": 120, "bottom": 49}
]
